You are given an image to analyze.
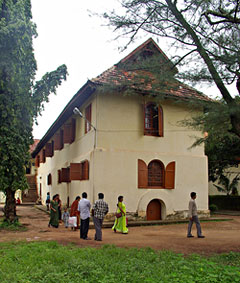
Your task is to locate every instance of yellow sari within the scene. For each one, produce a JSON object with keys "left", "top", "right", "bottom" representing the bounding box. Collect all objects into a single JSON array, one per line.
[{"left": 112, "top": 202, "right": 128, "bottom": 234}]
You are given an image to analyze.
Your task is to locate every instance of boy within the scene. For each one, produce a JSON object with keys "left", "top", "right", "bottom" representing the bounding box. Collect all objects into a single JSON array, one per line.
[
  {"left": 62, "top": 207, "right": 70, "bottom": 228},
  {"left": 187, "top": 192, "right": 205, "bottom": 238}
]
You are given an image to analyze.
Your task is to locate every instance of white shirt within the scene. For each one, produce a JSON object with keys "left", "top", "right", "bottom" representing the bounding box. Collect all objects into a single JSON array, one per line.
[{"left": 78, "top": 198, "right": 91, "bottom": 220}]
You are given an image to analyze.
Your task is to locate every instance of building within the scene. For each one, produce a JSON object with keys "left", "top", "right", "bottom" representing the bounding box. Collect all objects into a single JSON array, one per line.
[
  {"left": 0, "top": 140, "right": 39, "bottom": 204},
  {"left": 32, "top": 38, "right": 210, "bottom": 220},
  {"left": 22, "top": 139, "right": 40, "bottom": 203}
]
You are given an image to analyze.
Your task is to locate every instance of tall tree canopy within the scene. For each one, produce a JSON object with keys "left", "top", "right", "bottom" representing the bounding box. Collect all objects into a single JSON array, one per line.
[
  {"left": 103, "top": 0, "right": 240, "bottom": 180},
  {"left": 0, "top": 0, "right": 67, "bottom": 222},
  {"left": 104, "top": 0, "right": 240, "bottom": 137}
]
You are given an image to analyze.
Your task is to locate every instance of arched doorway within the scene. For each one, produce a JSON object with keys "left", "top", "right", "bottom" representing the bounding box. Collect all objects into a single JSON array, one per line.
[{"left": 147, "top": 199, "right": 161, "bottom": 220}]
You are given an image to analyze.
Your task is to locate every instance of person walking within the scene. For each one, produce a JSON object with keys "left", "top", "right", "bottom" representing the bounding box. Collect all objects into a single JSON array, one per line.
[
  {"left": 62, "top": 207, "right": 70, "bottom": 228},
  {"left": 57, "top": 195, "right": 62, "bottom": 224},
  {"left": 112, "top": 195, "right": 128, "bottom": 234},
  {"left": 187, "top": 192, "right": 205, "bottom": 238},
  {"left": 92, "top": 193, "right": 109, "bottom": 241},
  {"left": 70, "top": 196, "right": 81, "bottom": 229},
  {"left": 46, "top": 192, "right": 50, "bottom": 211},
  {"left": 48, "top": 194, "right": 59, "bottom": 228},
  {"left": 78, "top": 192, "right": 91, "bottom": 240}
]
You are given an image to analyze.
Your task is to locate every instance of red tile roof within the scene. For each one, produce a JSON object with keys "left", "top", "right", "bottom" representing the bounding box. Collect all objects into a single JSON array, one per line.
[
  {"left": 30, "top": 139, "right": 40, "bottom": 153},
  {"left": 91, "top": 38, "right": 211, "bottom": 102}
]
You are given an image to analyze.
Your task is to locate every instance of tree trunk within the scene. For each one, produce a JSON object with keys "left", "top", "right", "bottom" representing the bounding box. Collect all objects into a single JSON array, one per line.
[{"left": 4, "top": 188, "right": 17, "bottom": 222}]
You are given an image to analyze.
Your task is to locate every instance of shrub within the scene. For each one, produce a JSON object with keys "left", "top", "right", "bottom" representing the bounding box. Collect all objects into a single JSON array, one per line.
[{"left": 209, "top": 204, "right": 218, "bottom": 212}]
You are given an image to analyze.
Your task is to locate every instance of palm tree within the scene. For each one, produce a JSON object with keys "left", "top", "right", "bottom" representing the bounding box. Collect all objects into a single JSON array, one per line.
[{"left": 213, "top": 174, "right": 240, "bottom": 196}]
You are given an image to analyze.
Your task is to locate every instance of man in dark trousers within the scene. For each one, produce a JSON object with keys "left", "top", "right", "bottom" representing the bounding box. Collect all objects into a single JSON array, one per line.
[
  {"left": 187, "top": 192, "right": 205, "bottom": 238},
  {"left": 92, "top": 193, "right": 109, "bottom": 241},
  {"left": 78, "top": 192, "right": 91, "bottom": 240}
]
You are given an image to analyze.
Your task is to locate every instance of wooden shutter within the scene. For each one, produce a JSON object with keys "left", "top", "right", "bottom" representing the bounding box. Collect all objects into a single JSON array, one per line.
[
  {"left": 58, "top": 169, "right": 62, "bottom": 184},
  {"left": 45, "top": 143, "right": 53, "bottom": 157},
  {"left": 61, "top": 168, "right": 70, "bottom": 183},
  {"left": 85, "top": 104, "right": 92, "bottom": 133},
  {"left": 47, "top": 174, "right": 52, "bottom": 185},
  {"left": 143, "top": 103, "right": 147, "bottom": 135},
  {"left": 39, "top": 149, "right": 46, "bottom": 163},
  {"left": 60, "top": 130, "right": 64, "bottom": 150},
  {"left": 158, "top": 105, "right": 164, "bottom": 137},
  {"left": 51, "top": 140, "right": 54, "bottom": 157},
  {"left": 71, "top": 118, "right": 76, "bottom": 143},
  {"left": 35, "top": 155, "right": 40, "bottom": 167},
  {"left": 63, "top": 123, "right": 72, "bottom": 144},
  {"left": 70, "top": 163, "right": 82, "bottom": 180},
  {"left": 54, "top": 133, "right": 61, "bottom": 150},
  {"left": 165, "top": 161, "right": 175, "bottom": 189},
  {"left": 138, "top": 159, "right": 148, "bottom": 188},
  {"left": 82, "top": 160, "right": 89, "bottom": 180}
]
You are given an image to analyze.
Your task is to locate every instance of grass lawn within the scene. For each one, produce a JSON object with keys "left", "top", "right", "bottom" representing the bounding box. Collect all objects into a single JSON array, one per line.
[{"left": 0, "top": 242, "right": 240, "bottom": 283}]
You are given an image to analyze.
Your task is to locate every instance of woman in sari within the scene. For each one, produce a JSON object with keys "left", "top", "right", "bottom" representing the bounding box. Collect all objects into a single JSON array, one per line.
[
  {"left": 112, "top": 196, "right": 128, "bottom": 234},
  {"left": 48, "top": 194, "right": 59, "bottom": 228}
]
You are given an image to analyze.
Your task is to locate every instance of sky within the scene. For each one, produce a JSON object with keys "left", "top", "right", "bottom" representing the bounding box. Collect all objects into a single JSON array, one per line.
[
  {"left": 31, "top": 0, "right": 234, "bottom": 139},
  {"left": 32, "top": 0, "right": 148, "bottom": 139}
]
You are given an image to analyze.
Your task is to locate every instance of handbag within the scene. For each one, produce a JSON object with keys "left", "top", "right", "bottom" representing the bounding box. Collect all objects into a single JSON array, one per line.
[{"left": 115, "top": 212, "right": 122, "bottom": 218}]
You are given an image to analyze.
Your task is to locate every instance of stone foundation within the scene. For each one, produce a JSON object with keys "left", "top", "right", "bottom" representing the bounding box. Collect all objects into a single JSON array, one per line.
[{"left": 105, "top": 210, "right": 210, "bottom": 222}]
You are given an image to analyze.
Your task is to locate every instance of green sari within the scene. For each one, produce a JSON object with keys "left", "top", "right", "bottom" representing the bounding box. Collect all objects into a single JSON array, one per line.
[
  {"left": 49, "top": 200, "right": 59, "bottom": 228},
  {"left": 112, "top": 202, "right": 128, "bottom": 234}
]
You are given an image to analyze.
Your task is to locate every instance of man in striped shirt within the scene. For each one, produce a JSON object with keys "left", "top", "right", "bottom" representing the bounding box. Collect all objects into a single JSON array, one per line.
[{"left": 92, "top": 193, "right": 109, "bottom": 241}]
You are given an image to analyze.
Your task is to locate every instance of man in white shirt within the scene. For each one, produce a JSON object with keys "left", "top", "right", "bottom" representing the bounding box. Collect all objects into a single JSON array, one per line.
[
  {"left": 187, "top": 192, "right": 205, "bottom": 238},
  {"left": 78, "top": 192, "right": 91, "bottom": 240}
]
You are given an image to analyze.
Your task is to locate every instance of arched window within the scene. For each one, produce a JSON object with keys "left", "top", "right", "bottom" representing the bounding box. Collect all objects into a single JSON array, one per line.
[
  {"left": 148, "top": 160, "right": 164, "bottom": 187},
  {"left": 138, "top": 159, "right": 175, "bottom": 189},
  {"left": 144, "top": 103, "right": 163, "bottom": 137}
]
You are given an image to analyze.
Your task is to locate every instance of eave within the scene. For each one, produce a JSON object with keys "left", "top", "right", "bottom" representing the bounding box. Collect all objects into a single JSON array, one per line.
[{"left": 32, "top": 80, "right": 96, "bottom": 158}]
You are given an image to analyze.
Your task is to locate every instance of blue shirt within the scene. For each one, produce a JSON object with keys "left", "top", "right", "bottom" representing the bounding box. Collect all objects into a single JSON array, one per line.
[{"left": 78, "top": 198, "right": 91, "bottom": 220}]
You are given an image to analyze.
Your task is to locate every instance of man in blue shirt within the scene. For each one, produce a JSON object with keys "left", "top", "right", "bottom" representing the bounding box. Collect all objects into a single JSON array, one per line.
[{"left": 78, "top": 192, "right": 91, "bottom": 240}]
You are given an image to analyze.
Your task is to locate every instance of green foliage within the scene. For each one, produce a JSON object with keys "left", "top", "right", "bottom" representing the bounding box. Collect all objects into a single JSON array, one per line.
[
  {"left": 0, "top": 242, "right": 240, "bottom": 282},
  {"left": 209, "top": 204, "right": 218, "bottom": 212},
  {"left": 209, "top": 195, "right": 240, "bottom": 211},
  {"left": 0, "top": 0, "right": 67, "bottom": 220},
  {"left": 213, "top": 174, "right": 240, "bottom": 196},
  {"left": 0, "top": 217, "right": 26, "bottom": 231},
  {"left": 179, "top": 97, "right": 240, "bottom": 180},
  {"left": 103, "top": 0, "right": 240, "bottom": 140}
]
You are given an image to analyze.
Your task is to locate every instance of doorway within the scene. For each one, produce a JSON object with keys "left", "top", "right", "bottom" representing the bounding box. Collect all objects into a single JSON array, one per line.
[{"left": 147, "top": 199, "right": 162, "bottom": 220}]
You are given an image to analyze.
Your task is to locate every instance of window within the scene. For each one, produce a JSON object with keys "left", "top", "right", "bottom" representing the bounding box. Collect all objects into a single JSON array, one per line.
[
  {"left": 35, "top": 155, "right": 40, "bottom": 168},
  {"left": 51, "top": 140, "right": 54, "bottom": 157},
  {"left": 40, "top": 149, "right": 46, "bottom": 163},
  {"left": 47, "top": 174, "right": 52, "bottom": 185},
  {"left": 63, "top": 118, "right": 76, "bottom": 144},
  {"left": 85, "top": 104, "right": 92, "bottom": 133},
  {"left": 70, "top": 160, "right": 89, "bottom": 181},
  {"left": 26, "top": 162, "right": 31, "bottom": 174},
  {"left": 61, "top": 168, "right": 70, "bottom": 183},
  {"left": 45, "top": 143, "right": 53, "bottom": 158},
  {"left": 60, "top": 129, "right": 64, "bottom": 150},
  {"left": 144, "top": 103, "right": 163, "bottom": 137},
  {"left": 138, "top": 159, "right": 175, "bottom": 189},
  {"left": 148, "top": 160, "right": 164, "bottom": 187},
  {"left": 58, "top": 169, "right": 62, "bottom": 184},
  {"left": 54, "top": 132, "right": 61, "bottom": 150}
]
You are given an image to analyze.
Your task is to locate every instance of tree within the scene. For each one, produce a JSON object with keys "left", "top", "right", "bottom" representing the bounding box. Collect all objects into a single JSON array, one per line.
[
  {"left": 181, "top": 97, "right": 240, "bottom": 181},
  {"left": 103, "top": 0, "right": 240, "bottom": 138},
  {"left": 213, "top": 173, "right": 240, "bottom": 196},
  {"left": 0, "top": 0, "right": 67, "bottom": 222}
]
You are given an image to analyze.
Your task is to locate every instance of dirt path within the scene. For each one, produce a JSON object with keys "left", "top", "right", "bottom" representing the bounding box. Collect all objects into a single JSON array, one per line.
[{"left": 1, "top": 205, "right": 240, "bottom": 255}]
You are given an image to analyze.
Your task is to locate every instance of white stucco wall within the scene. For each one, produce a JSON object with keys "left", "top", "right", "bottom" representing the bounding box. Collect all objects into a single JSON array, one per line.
[{"left": 36, "top": 91, "right": 209, "bottom": 219}]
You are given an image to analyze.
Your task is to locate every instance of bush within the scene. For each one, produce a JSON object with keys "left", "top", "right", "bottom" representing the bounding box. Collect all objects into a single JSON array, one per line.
[
  {"left": 209, "top": 195, "right": 240, "bottom": 211},
  {"left": 209, "top": 204, "right": 218, "bottom": 212}
]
